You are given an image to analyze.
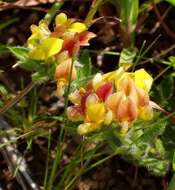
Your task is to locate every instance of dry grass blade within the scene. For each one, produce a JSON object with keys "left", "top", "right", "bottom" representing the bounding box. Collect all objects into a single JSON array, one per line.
[{"left": 0, "top": 0, "right": 62, "bottom": 11}]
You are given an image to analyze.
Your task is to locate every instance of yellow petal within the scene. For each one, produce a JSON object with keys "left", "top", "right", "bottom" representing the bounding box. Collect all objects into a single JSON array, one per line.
[
  {"left": 29, "top": 48, "right": 45, "bottom": 60},
  {"left": 86, "top": 103, "right": 105, "bottom": 123},
  {"left": 134, "top": 69, "right": 153, "bottom": 92},
  {"left": 103, "top": 67, "right": 124, "bottom": 83},
  {"left": 139, "top": 105, "right": 153, "bottom": 120},
  {"left": 77, "top": 123, "right": 91, "bottom": 134},
  {"left": 92, "top": 73, "right": 103, "bottom": 90},
  {"left": 85, "top": 93, "right": 99, "bottom": 107},
  {"left": 29, "top": 38, "right": 63, "bottom": 60},
  {"left": 69, "top": 90, "right": 81, "bottom": 104},
  {"left": 78, "top": 122, "right": 101, "bottom": 134},
  {"left": 104, "top": 111, "right": 113, "bottom": 125},
  {"left": 69, "top": 22, "right": 87, "bottom": 33},
  {"left": 55, "top": 13, "right": 67, "bottom": 26},
  {"left": 27, "top": 21, "right": 50, "bottom": 47},
  {"left": 57, "top": 81, "right": 65, "bottom": 97},
  {"left": 41, "top": 37, "right": 63, "bottom": 59}
]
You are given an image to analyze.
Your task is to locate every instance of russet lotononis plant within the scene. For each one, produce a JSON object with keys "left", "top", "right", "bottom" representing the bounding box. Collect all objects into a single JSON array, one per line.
[
  {"left": 26, "top": 12, "right": 96, "bottom": 97},
  {"left": 26, "top": 13, "right": 162, "bottom": 136},
  {"left": 24, "top": 12, "right": 171, "bottom": 137},
  {"left": 67, "top": 67, "right": 154, "bottom": 135}
]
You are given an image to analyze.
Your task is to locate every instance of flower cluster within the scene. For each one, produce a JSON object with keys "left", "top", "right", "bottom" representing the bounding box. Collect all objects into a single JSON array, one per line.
[
  {"left": 67, "top": 67, "right": 154, "bottom": 134},
  {"left": 27, "top": 13, "right": 95, "bottom": 96}
]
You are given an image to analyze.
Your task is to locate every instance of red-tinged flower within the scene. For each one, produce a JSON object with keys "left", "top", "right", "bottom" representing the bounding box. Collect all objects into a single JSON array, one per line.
[
  {"left": 78, "top": 31, "right": 96, "bottom": 46},
  {"left": 55, "top": 58, "right": 77, "bottom": 82},
  {"left": 105, "top": 92, "right": 123, "bottom": 114},
  {"left": 55, "top": 59, "right": 77, "bottom": 97},
  {"left": 61, "top": 35, "right": 80, "bottom": 56},
  {"left": 61, "top": 31, "right": 95, "bottom": 56},
  {"left": 67, "top": 106, "right": 84, "bottom": 121},
  {"left": 96, "top": 82, "right": 113, "bottom": 101},
  {"left": 136, "top": 87, "right": 149, "bottom": 107},
  {"left": 106, "top": 74, "right": 153, "bottom": 133},
  {"left": 115, "top": 96, "right": 138, "bottom": 124}
]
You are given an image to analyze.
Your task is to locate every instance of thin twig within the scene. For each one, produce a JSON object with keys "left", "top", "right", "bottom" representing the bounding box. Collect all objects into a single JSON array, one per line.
[
  {"left": 152, "top": 1, "right": 175, "bottom": 40},
  {"left": 0, "top": 82, "right": 35, "bottom": 114}
]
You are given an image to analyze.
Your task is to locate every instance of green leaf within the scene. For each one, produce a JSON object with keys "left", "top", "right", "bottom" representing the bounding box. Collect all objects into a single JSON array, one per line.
[
  {"left": 168, "top": 173, "right": 175, "bottom": 190},
  {"left": 153, "top": 75, "right": 174, "bottom": 107},
  {"left": 119, "top": 48, "right": 137, "bottom": 70},
  {"left": 161, "top": 75, "right": 174, "bottom": 100},
  {"left": 173, "top": 150, "right": 175, "bottom": 171},
  {"left": 166, "top": 0, "right": 175, "bottom": 6},
  {"left": 31, "top": 62, "right": 56, "bottom": 83},
  {"left": 8, "top": 46, "right": 29, "bottom": 62},
  {"left": 140, "top": 158, "right": 169, "bottom": 176},
  {"left": 19, "top": 59, "right": 42, "bottom": 72},
  {"left": 32, "top": 71, "right": 49, "bottom": 83},
  {"left": 76, "top": 50, "right": 97, "bottom": 87},
  {"left": 138, "top": 119, "right": 166, "bottom": 143},
  {"left": 162, "top": 56, "right": 175, "bottom": 69},
  {"left": 79, "top": 50, "right": 92, "bottom": 76},
  {"left": 120, "top": 0, "right": 139, "bottom": 33}
]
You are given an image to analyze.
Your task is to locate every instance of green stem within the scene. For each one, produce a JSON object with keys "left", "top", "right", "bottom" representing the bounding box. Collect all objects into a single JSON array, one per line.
[
  {"left": 44, "top": 2, "right": 63, "bottom": 24},
  {"left": 47, "top": 58, "right": 75, "bottom": 190},
  {"left": 64, "top": 149, "right": 120, "bottom": 190},
  {"left": 44, "top": 129, "right": 52, "bottom": 189},
  {"left": 168, "top": 173, "right": 175, "bottom": 190},
  {"left": 85, "top": 0, "right": 104, "bottom": 27}
]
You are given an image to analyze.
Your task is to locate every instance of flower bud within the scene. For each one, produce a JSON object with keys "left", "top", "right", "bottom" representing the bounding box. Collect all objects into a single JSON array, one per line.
[
  {"left": 67, "top": 106, "right": 84, "bottom": 121},
  {"left": 55, "top": 58, "right": 77, "bottom": 83}
]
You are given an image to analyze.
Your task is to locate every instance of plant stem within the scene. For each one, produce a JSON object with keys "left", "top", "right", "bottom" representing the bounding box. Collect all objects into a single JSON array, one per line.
[
  {"left": 44, "top": 2, "right": 63, "bottom": 24},
  {"left": 85, "top": 0, "right": 104, "bottom": 27},
  {"left": 47, "top": 59, "right": 75, "bottom": 190},
  {"left": 0, "top": 82, "right": 35, "bottom": 114}
]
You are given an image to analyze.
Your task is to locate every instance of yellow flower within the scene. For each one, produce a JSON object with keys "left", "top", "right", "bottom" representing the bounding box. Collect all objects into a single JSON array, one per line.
[
  {"left": 55, "top": 58, "right": 77, "bottom": 97},
  {"left": 86, "top": 103, "right": 106, "bottom": 124},
  {"left": 29, "top": 37, "right": 63, "bottom": 60},
  {"left": 55, "top": 13, "right": 87, "bottom": 34},
  {"left": 139, "top": 105, "right": 153, "bottom": 121},
  {"left": 134, "top": 69, "right": 153, "bottom": 92},
  {"left": 106, "top": 73, "right": 153, "bottom": 133},
  {"left": 27, "top": 20, "right": 50, "bottom": 48}
]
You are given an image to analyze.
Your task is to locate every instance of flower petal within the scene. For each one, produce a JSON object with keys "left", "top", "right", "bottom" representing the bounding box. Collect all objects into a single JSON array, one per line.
[
  {"left": 41, "top": 37, "right": 63, "bottom": 59},
  {"left": 55, "top": 13, "right": 67, "bottom": 26},
  {"left": 69, "top": 22, "right": 87, "bottom": 33},
  {"left": 134, "top": 69, "right": 153, "bottom": 92},
  {"left": 86, "top": 103, "right": 105, "bottom": 123}
]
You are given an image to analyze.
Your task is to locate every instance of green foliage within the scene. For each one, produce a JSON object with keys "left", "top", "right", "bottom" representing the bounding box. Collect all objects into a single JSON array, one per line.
[
  {"left": 162, "top": 56, "right": 175, "bottom": 69},
  {"left": 8, "top": 46, "right": 56, "bottom": 83},
  {"left": 173, "top": 151, "right": 175, "bottom": 171},
  {"left": 92, "top": 114, "right": 170, "bottom": 176},
  {"left": 8, "top": 46, "right": 29, "bottom": 62},
  {"left": 153, "top": 75, "right": 174, "bottom": 108},
  {"left": 166, "top": 0, "right": 175, "bottom": 6},
  {"left": 72, "top": 50, "right": 97, "bottom": 89},
  {"left": 2, "top": 1, "right": 175, "bottom": 189},
  {"left": 168, "top": 173, "right": 175, "bottom": 190},
  {"left": 119, "top": 48, "right": 137, "bottom": 70},
  {"left": 119, "top": 0, "right": 139, "bottom": 33}
]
